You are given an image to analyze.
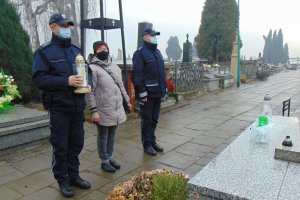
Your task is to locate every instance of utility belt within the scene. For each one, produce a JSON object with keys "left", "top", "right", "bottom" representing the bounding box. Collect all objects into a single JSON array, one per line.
[{"left": 42, "top": 90, "right": 75, "bottom": 110}]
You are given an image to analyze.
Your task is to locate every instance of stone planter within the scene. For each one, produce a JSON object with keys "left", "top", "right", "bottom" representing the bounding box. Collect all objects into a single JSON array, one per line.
[
  {"left": 214, "top": 74, "right": 234, "bottom": 89},
  {"left": 203, "top": 78, "right": 220, "bottom": 91}
]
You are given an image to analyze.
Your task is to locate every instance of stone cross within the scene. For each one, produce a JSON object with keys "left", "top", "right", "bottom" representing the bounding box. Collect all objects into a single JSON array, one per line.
[{"left": 112, "top": 20, "right": 115, "bottom": 26}]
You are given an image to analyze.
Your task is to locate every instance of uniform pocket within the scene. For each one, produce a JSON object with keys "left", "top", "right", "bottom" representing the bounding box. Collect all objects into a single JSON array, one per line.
[{"left": 49, "top": 58, "right": 68, "bottom": 73}]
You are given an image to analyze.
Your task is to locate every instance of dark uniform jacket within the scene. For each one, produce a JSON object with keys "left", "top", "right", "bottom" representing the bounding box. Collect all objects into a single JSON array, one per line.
[
  {"left": 132, "top": 41, "right": 166, "bottom": 98},
  {"left": 32, "top": 34, "right": 92, "bottom": 112}
]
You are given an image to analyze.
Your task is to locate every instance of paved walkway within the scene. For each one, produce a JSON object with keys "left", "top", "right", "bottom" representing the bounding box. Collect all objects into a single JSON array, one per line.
[{"left": 1, "top": 70, "right": 300, "bottom": 200}]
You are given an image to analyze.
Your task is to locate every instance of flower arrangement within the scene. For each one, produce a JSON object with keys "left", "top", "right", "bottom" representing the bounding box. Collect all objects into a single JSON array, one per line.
[
  {"left": 166, "top": 80, "right": 176, "bottom": 94},
  {"left": 0, "top": 68, "right": 21, "bottom": 113},
  {"left": 107, "top": 169, "right": 189, "bottom": 200}
]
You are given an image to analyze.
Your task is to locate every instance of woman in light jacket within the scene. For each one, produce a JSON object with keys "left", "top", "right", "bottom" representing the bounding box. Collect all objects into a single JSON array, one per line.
[{"left": 86, "top": 41, "right": 131, "bottom": 173}]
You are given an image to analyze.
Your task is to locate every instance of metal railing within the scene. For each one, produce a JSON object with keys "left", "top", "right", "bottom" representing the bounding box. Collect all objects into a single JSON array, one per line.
[{"left": 169, "top": 61, "right": 204, "bottom": 93}]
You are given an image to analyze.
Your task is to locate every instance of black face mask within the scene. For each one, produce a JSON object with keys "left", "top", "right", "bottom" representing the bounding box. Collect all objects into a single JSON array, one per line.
[{"left": 96, "top": 51, "right": 109, "bottom": 60}]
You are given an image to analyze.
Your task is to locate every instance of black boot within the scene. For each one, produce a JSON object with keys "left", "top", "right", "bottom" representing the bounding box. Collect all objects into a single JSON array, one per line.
[
  {"left": 109, "top": 159, "right": 121, "bottom": 169},
  {"left": 101, "top": 162, "right": 116, "bottom": 173},
  {"left": 58, "top": 181, "right": 73, "bottom": 198},
  {"left": 144, "top": 146, "right": 157, "bottom": 156},
  {"left": 152, "top": 143, "right": 164, "bottom": 152},
  {"left": 70, "top": 177, "right": 91, "bottom": 189}
]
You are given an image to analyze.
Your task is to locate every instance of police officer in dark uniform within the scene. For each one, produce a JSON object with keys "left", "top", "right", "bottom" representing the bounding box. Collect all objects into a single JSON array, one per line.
[
  {"left": 32, "top": 13, "right": 92, "bottom": 198},
  {"left": 132, "top": 28, "right": 166, "bottom": 156}
]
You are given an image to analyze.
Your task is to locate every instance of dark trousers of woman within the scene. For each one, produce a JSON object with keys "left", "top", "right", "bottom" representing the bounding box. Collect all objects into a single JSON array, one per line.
[
  {"left": 49, "top": 110, "right": 84, "bottom": 183},
  {"left": 140, "top": 97, "right": 161, "bottom": 149}
]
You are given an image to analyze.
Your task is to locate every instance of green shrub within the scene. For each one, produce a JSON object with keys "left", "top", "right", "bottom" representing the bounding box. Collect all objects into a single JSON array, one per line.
[
  {"left": 256, "top": 70, "right": 270, "bottom": 81},
  {"left": 151, "top": 173, "right": 188, "bottom": 200},
  {"left": 0, "top": 0, "right": 35, "bottom": 102}
]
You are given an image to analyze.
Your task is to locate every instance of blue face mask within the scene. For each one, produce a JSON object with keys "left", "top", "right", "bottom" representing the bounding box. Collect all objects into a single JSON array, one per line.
[
  {"left": 150, "top": 36, "right": 158, "bottom": 44},
  {"left": 59, "top": 27, "right": 71, "bottom": 39}
]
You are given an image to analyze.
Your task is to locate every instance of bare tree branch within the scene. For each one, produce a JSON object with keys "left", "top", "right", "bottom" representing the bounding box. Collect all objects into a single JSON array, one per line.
[{"left": 34, "top": 0, "right": 56, "bottom": 16}]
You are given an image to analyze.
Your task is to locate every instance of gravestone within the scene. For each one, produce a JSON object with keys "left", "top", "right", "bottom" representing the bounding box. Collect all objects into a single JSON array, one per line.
[
  {"left": 0, "top": 105, "right": 49, "bottom": 150},
  {"left": 137, "top": 22, "right": 153, "bottom": 49},
  {"left": 188, "top": 116, "right": 300, "bottom": 200},
  {"left": 182, "top": 34, "right": 192, "bottom": 63}
]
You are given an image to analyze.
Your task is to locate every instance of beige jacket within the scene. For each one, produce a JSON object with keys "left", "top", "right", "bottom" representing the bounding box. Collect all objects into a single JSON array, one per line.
[{"left": 85, "top": 56, "right": 130, "bottom": 126}]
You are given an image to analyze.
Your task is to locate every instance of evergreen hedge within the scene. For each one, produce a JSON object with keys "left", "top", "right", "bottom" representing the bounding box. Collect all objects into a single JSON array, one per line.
[{"left": 0, "top": 0, "right": 36, "bottom": 102}]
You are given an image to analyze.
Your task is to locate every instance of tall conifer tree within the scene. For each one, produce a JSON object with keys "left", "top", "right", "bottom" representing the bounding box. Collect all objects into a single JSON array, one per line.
[
  {"left": 195, "top": 0, "right": 238, "bottom": 63},
  {"left": 263, "top": 30, "right": 272, "bottom": 64},
  {"left": 277, "top": 29, "right": 284, "bottom": 64},
  {"left": 166, "top": 36, "right": 182, "bottom": 61},
  {"left": 0, "top": 0, "right": 34, "bottom": 101}
]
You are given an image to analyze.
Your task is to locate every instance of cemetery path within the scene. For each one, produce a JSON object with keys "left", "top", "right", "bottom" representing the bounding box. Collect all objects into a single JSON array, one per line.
[{"left": 1, "top": 69, "right": 300, "bottom": 200}]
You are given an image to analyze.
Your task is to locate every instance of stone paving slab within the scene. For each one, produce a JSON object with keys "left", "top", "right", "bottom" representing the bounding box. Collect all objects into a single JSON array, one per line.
[
  {"left": 1, "top": 70, "right": 300, "bottom": 199},
  {"left": 11, "top": 154, "right": 51, "bottom": 175},
  {"left": 0, "top": 164, "right": 25, "bottom": 185},
  {"left": 0, "top": 185, "right": 22, "bottom": 200},
  {"left": 8, "top": 170, "right": 54, "bottom": 196},
  {"left": 156, "top": 151, "right": 200, "bottom": 169}
]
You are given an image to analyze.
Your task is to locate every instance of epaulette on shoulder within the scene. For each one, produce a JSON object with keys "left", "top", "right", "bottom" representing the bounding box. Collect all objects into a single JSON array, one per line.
[
  {"left": 39, "top": 42, "right": 51, "bottom": 50},
  {"left": 34, "top": 42, "right": 51, "bottom": 56}
]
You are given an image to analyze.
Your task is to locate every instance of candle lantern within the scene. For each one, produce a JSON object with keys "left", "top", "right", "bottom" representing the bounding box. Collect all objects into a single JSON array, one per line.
[{"left": 74, "top": 54, "right": 90, "bottom": 93}]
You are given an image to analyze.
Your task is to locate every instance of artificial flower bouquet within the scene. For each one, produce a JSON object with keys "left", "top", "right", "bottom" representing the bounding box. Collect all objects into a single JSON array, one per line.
[
  {"left": 166, "top": 79, "right": 176, "bottom": 94},
  {"left": 0, "top": 68, "right": 21, "bottom": 113}
]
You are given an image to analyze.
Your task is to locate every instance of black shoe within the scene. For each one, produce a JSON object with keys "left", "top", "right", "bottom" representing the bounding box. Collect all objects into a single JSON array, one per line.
[
  {"left": 144, "top": 146, "right": 157, "bottom": 156},
  {"left": 152, "top": 143, "right": 164, "bottom": 152},
  {"left": 101, "top": 162, "right": 116, "bottom": 173},
  {"left": 109, "top": 159, "right": 121, "bottom": 169},
  {"left": 70, "top": 177, "right": 91, "bottom": 189},
  {"left": 58, "top": 181, "right": 73, "bottom": 198}
]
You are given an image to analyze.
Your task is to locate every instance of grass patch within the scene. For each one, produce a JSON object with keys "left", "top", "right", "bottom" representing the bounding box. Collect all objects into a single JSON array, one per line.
[{"left": 151, "top": 173, "right": 188, "bottom": 200}]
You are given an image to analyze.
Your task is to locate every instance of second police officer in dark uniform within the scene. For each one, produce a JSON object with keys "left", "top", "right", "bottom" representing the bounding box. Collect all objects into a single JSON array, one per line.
[
  {"left": 132, "top": 28, "right": 166, "bottom": 156},
  {"left": 32, "top": 13, "right": 92, "bottom": 198}
]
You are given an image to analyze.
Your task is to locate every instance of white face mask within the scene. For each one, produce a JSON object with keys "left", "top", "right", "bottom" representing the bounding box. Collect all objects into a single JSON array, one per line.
[
  {"left": 150, "top": 36, "right": 158, "bottom": 44},
  {"left": 59, "top": 27, "right": 71, "bottom": 39}
]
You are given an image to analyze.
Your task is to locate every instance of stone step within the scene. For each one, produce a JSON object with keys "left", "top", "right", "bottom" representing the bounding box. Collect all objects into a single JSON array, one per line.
[
  {"left": 0, "top": 119, "right": 49, "bottom": 136},
  {"left": 0, "top": 106, "right": 48, "bottom": 128},
  {"left": 0, "top": 119, "right": 50, "bottom": 150}
]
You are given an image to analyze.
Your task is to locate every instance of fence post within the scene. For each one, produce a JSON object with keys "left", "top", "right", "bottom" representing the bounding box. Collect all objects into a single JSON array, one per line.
[{"left": 174, "top": 60, "right": 178, "bottom": 92}]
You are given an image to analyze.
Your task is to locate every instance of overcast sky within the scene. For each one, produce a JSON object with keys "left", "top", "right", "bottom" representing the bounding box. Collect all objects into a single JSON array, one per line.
[{"left": 86, "top": 0, "right": 300, "bottom": 60}]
